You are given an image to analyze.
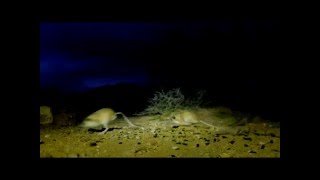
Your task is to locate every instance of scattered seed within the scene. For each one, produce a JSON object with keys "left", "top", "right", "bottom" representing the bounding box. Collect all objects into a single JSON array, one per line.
[
  {"left": 269, "top": 140, "right": 274, "bottom": 144},
  {"left": 196, "top": 144, "right": 199, "bottom": 147},
  {"left": 119, "top": 142, "right": 122, "bottom": 144},
  {"left": 205, "top": 143, "right": 210, "bottom": 146},
  {"left": 261, "top": 145, "right": 266, "bottom": 149},
  {"left": 243, "top": 137, "right": 252, "bottom": 141},
  {"left": 248, "top": 150, "right": 256, "bottom": 153},
  {"left": 222, "top": 136, "right": 227, "bottom": 139},
  {"left": 229, "top": 140, "right": 235, "bottom": 144},
  {"left": 244, "top": 144, "right": 249, "bottom": 147}
]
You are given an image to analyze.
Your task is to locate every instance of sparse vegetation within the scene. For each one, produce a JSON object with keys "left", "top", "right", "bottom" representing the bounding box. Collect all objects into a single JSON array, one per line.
[{"left": 136, "top": 88, "right": 206, "bottom": 116}]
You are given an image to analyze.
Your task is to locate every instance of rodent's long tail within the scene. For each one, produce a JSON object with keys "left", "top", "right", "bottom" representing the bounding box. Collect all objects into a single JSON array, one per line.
[
  {"left": 199, "top": 120, "right": 217, "bottom": 129},
  {"left": 116, "top": 112, "right": 139, "bottom": 127}
]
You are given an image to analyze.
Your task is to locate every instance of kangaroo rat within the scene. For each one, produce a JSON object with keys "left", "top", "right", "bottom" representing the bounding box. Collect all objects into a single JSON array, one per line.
[
  {"left": 171, "top": 110, "right": 217, "bottom": 128},
  {"left": 79, "top": 108, "right": 141, "bottom": 134}
]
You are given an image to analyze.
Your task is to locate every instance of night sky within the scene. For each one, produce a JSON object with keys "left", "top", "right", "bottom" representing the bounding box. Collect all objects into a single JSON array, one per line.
[
  {"left": 40, "top": 19, "right": 283, "bottom": 119},
  {"left": 41, "top": 20, "right": 278, "bottom": 91}
]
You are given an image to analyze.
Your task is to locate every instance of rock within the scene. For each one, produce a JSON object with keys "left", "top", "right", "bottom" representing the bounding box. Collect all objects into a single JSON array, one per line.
[{"left": 40, "top": 106, "right": 53, "bottom": 125}]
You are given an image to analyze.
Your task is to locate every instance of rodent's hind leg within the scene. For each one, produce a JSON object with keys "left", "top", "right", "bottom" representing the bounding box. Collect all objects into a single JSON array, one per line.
[{"left": 99, "top": 123, "right": 109, "bottom": 134}]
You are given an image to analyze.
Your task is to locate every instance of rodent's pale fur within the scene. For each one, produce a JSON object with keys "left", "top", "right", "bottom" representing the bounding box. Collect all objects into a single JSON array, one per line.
[
  {"left": 79, "top": 108, "right": 140, "bottom": 134},
  {"left": 171, "top": 109, "right": 217, "bottom": 128}
]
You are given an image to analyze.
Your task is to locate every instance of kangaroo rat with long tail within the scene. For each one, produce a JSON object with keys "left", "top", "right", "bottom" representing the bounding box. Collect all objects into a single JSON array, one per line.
[
  {"left": 171, "top": 110, "right": 217, "bottom": 128},
  {"left": 79, "top": 108, "right": 142, "bottom": 134},
  {"left": 170, "top": 110, "right": 240, "bottom": 134}
]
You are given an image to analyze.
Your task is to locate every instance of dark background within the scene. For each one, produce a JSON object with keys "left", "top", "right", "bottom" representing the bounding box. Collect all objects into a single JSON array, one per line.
[{"left": 40, "top": 17, "right": 285, "bottom": 122}]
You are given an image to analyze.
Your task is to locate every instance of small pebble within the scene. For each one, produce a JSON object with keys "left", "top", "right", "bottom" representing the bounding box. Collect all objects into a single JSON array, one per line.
[
  {"left": 68, "top": 154, "right": 79, "bottom": 158},
  {"left": 220, "top": 153, "right": 231, "bottom": 158},
  {"left": 172, "top": 146, "right": 179, "bottom": 150},
  {"left": 90, "top": 142, "right": 97, "bottom": 146},
  {"left": 269, "top": 133, "right": 276, "bottom": 137}
]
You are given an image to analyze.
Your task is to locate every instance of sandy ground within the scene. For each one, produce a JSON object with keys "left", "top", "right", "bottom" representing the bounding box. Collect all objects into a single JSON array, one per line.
[{"left": 40, "top": 116, "right": 280, "bottom": 158}]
